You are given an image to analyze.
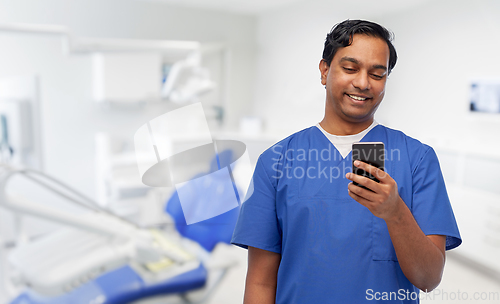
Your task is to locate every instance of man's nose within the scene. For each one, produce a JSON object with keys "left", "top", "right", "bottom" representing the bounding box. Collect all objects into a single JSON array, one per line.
[{"left": 352, "top": 72, "right": 370, "bottom": 91}]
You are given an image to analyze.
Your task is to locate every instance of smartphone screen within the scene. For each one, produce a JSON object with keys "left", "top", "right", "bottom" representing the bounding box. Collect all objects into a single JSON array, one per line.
[{"left": 352, "top": 142, "right": 385, "bottom": 191}]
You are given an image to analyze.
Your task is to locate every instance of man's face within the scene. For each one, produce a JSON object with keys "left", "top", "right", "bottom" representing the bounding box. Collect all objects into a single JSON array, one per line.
[{"left": 320, "top": 34, "right": 390, "bottom": 124}]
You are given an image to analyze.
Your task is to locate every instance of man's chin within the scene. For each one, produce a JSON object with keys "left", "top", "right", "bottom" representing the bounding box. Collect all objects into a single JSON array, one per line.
[{"left": 342, "top": 110, "right": 374, "bottom": 123}]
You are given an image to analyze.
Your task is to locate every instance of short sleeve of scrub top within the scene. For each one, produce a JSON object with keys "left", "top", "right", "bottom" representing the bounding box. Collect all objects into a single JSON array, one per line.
[
  {"left": 231, "top": 153, "right": 282, "bottom": 253},
  {"left": 409, "top": 145, "right": 462, "bottom": 250}
]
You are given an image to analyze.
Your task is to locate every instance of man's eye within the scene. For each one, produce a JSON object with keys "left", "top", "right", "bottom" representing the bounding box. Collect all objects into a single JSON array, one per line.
[
  {"left": 371, "top": 74, "right": 383, "bottom": 79},
  {"left": 343, "top": 67, "right": 356, "bottom": 72}
]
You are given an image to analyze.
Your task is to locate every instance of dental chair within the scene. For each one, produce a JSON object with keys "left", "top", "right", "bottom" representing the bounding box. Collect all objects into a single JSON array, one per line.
[{"left": 1, "top": 150, "right": 242, "bottom": 304}]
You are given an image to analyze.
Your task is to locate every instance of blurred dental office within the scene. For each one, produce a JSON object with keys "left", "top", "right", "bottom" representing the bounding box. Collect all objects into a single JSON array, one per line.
[{"left": 1, "top": 0, "right": 500, "bottom": 303}]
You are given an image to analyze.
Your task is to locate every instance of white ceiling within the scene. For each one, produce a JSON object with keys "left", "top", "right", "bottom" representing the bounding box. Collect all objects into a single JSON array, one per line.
[{"left": 135, "top": 0, "right": 311, "bottom": 15}]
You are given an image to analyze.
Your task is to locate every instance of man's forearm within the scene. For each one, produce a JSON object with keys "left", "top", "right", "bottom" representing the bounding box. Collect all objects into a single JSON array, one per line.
[
  {"left": 385, "top": 197, "right": 445, "bottom": 291},
  {"left": 346, "top": 162, "right": 446, "bottom": 291},
  {"left": 244, "top": 246, "right": 280, "bottom": 304},
  {"left": 244, "top": 282, "right": 277, "bottom": 304}
]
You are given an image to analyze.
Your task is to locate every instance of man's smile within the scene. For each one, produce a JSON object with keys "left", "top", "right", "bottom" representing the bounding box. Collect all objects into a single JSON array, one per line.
[{"left": 346, "top": 93, "right": 371, "bottom": 103}]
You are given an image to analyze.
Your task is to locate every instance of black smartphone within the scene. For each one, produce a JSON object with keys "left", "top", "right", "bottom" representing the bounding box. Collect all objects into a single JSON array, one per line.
[{"left": 352, "top": 142, "right": 385, "bottom": 191}]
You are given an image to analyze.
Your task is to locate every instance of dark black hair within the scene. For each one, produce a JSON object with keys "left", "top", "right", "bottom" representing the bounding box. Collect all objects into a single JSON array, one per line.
[{"left": 322, "top": 19, "right": 397, "bottom": 74}]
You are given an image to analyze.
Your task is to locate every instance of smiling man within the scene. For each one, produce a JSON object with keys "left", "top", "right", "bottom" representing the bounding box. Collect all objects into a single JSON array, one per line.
[
  {"left": 320, "top": 33, "right": 390, "bottom": 135},
  {"left": 232, "top": 20, "right": 461, "bottom": 303}
]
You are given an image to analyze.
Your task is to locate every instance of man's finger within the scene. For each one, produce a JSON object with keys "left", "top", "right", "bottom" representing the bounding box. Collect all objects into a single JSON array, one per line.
[
  {"left": 353, "top": 160, "right": 390, "bottom": 183},
  {"left": 347, "top": 182, "right": 377, "bottom": 202},
  {"left": 348, "top": 187, "right": 373, "bottom": 208},
  {"left": 346, "top": 172, "right": 379, "bottom": 192}
]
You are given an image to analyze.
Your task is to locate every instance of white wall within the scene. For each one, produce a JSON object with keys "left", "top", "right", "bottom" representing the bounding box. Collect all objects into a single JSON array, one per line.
[
  {"left": 0, "top": 0, "right": 257, "bottom": 200},
  {"left": 377, "top": 0, "right": 500, "bottom": 151}
]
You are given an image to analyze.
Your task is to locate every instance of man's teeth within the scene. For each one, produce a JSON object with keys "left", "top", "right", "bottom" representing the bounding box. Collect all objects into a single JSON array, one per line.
[{"left": 348, "top": 94, "right": 366, "bottom": 101}]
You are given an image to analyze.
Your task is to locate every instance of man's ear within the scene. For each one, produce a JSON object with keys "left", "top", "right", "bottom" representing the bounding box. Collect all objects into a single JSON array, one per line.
[{"left": 319, "top": 59, "right": 329, "bottom": 86}]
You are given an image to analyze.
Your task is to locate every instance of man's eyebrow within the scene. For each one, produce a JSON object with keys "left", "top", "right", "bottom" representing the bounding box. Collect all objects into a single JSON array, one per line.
[
  {"left": 373, "top": 64, "right": 387, "bottom": 71},
  {"left": 340, "top": 56, "right": 359, "bottom": 64},
  {"left": 340, "top": 56, "right": 387, "bottom": 71}
]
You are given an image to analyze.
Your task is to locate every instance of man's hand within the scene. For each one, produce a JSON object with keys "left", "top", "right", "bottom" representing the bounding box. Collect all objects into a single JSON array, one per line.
[{"left": 346, "top": 160, "right": 403, "bottom": 221}]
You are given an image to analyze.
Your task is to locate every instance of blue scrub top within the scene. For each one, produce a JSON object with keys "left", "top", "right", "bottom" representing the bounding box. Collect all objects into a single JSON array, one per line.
[{"left": 231, "top": 125, "right": 461, "bottom": 303}]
